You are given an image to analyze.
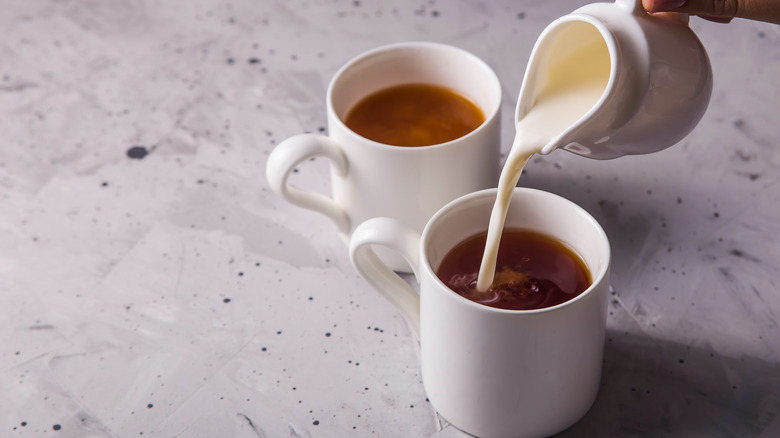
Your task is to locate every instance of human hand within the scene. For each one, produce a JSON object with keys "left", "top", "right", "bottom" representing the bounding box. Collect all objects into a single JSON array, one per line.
[{"left": 642, "top": 0, "right": 780, "bottom": 24}]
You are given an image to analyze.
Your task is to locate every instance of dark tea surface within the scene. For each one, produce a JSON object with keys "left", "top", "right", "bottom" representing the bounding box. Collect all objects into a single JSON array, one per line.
[
  {"left": 343, "top": 83, "right": 485, "bottom": 147},
  {"left": 436, "top": 228, "right": 591, "bottom": 310}
]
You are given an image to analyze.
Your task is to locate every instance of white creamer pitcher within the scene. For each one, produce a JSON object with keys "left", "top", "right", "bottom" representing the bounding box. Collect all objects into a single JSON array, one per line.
[{"left": 519, "top": 0, "right": 713, "bottom": 159}]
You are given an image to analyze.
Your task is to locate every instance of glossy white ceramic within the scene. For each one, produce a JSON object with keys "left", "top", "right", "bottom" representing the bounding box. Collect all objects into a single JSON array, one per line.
[
  {"left": 266, "top": 42, "right": 502, "bottom": 272},
  {"left": 519, "top": 0, "right": 713, "bottom": 159},
  {"left": 350, "top": 188, "right": 611, "bottom": 438}
]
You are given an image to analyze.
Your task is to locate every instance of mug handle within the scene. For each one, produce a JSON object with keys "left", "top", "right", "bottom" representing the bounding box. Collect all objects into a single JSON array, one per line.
[
  {"left": 350, "top": 218, "right": 422, "bottom": 337},
  {"left": 266, "top": 134, "right": 350, "bottom": 234}
]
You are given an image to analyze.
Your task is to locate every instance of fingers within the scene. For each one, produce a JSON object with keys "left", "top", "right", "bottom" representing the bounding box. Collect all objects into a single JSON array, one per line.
[
  {"left": 643, "top": 0, "right": 738, "bottom": 16},
  {"left": 643, "top": 0, "right": 780, "bottom": 24}
]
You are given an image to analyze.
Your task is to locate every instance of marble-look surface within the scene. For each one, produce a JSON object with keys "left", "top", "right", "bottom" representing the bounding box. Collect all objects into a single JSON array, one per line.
[{"left": 1, "top": 0, "right": 779, "bottom": 436}]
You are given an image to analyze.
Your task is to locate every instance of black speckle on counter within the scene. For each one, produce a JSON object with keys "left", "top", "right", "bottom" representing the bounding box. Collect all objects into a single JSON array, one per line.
[
  {"left": 53, "top": 424, "right": 61, "bottom": 431},
  {"left": 729, "top": 249, "right": 760, "bottom": 263},
  {"left": 735, "top": 171, "right": 761, "bottom": 181},
  {"left": 517, "top": 12, "right": 526, "bottom": 19},
  {"left": 223, "top": 298, "right": 231, "bottom": 303},
  {"left": 147, "top": 403, "right": 153, "bottom": 409},
  {"left": 127, "top": 146, "right": 150, "bottom": 160},
  {"left": 239, "top": 413, "right": 259, "bottom": 433}
]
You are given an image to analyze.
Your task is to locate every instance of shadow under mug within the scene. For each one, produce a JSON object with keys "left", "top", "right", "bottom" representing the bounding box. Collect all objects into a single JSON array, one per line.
[
  {"left": 350, "top": 188, "right": 611, "bottom": 438},
  {"left": 266, "top": 42, "right": 501, "bottom": 272}
]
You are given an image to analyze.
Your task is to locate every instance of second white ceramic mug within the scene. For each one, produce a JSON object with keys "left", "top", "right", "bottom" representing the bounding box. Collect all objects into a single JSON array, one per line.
[
  {"left": 350, "top": 188, "right": 611, "bottom": 438},
  {"left": 266, "top": 42, "right": 502, "bottom": 272}
]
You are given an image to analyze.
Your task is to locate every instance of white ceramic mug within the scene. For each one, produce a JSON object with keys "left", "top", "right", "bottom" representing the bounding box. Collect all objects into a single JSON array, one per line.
[
  {"left": 349, "top": 188, "right": 611, "bottom": 438},
  {"left": 266, "top": 42, "right": 501, "bottom": 272}
]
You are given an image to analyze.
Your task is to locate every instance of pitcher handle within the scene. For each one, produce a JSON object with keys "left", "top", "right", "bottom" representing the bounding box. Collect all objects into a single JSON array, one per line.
[
  {"left": 266, "top": 134, "right": 350, "bottom": 234},
  {"left": 349, "top": 218, "right": 422, "bottom": 337}
]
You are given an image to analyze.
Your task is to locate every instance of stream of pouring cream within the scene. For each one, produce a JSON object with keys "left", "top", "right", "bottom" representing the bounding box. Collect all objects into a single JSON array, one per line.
[{"left": 476, "top": 30, "right": 611, "bottom": 292}]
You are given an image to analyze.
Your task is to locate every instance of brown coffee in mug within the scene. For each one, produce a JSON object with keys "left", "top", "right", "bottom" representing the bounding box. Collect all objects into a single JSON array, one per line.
[
  {"left": 436, "top": 228, "right": 591, "bottom": 310},
  {"left": 343, "top": 83, "right": 485, "bottom": 147}
]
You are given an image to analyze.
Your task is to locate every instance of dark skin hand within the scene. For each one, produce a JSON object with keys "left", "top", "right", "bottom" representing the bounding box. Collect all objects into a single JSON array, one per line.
[{"left": 642, "top": 0, "right": 780, "bottom": 24}]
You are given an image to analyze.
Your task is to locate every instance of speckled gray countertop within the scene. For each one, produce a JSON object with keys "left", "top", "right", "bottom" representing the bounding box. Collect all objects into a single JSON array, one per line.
[{"left": 1, "top": 1, "right": 779, "bottom": 437}]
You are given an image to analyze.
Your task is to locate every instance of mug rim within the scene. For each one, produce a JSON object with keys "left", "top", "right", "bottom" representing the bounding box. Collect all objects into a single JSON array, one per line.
[
  {"left": 325, "top": 41, "right": 502, "bottom": 151},
  {"left": 421, "top": 187, "right": 611, "bottom": 315}
]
